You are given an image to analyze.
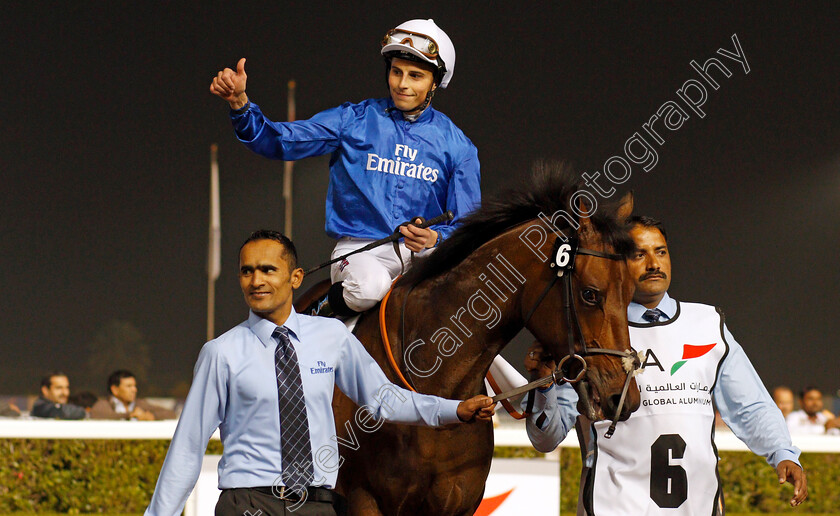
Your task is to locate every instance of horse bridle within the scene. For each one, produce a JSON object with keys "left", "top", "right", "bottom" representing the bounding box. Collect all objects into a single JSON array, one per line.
[{"left": 522, "top": 236, "right": 641, "bottom": 439}]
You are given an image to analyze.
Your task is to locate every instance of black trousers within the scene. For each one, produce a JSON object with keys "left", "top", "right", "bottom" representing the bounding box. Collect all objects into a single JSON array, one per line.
[{"left": 215, "top": 487, "right": 344, "bottom": 516}]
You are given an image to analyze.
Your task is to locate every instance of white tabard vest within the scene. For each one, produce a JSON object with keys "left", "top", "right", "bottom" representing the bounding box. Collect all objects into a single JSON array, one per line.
[{"left": 586, "top": 301, "right": 729, "bottom": 516}]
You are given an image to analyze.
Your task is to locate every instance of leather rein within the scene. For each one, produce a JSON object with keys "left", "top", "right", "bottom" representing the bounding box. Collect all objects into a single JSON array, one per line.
[
  {"left": 380, "top": 235, "right": 641, "bottom": 437},
  {"left": 521, "top": 236, "right": 641, "bottom": 438}
]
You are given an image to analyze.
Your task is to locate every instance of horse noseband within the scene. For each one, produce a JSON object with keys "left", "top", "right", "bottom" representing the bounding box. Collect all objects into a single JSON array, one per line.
[{"left": 523, "top": 236, "right": 641, "bottom": 438}]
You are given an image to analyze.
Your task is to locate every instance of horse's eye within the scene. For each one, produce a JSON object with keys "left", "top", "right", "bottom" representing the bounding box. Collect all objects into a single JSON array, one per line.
[{"left": 581, "top": 289, "right": 599, "bottom": 305}]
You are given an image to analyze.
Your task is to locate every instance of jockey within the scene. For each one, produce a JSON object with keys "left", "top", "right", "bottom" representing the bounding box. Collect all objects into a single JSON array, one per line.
[{"left": 210, "top": 19, "right": 481, "bottom": 317}]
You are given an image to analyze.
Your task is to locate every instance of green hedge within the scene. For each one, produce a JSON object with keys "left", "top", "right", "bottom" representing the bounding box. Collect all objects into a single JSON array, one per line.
[
  {"left": 716, "top": 451, "right": 840, "bottom": 514},
  {"left": 1, "top": 441, "right": 837, "bottom": 513},
  {"left": 0, "top": 440, "right": 223, "bottom": 514},
  {"left": 493, "top": 447, "right": 840, "bottom": 514},
  {"left": 549, "top": 448, "right": 839, "bottom": 514}
]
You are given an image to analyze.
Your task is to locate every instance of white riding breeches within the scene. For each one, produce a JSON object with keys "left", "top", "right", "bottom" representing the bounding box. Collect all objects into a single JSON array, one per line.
[{"left": 330, "top": 237, "right": 419, "bottom": 312}]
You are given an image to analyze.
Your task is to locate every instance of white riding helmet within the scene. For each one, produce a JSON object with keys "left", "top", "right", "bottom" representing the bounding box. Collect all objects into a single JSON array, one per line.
[{"left": 381, "top": 19, "right": 456, "bottom": 88}]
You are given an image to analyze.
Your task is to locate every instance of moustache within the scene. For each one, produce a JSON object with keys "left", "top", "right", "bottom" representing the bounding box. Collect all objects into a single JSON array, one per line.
[{"left": 640, "top": 271, "right": 667, "bottom": 281}]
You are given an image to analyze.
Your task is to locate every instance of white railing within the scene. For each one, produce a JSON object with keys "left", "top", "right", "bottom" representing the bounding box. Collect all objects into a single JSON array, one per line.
[
  {"left": 0, "top": 418, "right": 219, "bottom": 440},
  {"left": 1, "top": 419, "right": 838, "bottom": 452}
]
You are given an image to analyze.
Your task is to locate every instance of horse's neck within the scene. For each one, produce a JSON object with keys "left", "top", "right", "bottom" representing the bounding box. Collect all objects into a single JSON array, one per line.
[{"left": 395, "top": 232, "right": 534, "bottom": 399}]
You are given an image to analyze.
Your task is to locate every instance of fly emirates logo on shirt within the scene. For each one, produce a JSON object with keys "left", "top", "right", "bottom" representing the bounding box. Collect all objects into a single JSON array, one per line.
[
  {"left": 310, "top": 360, "right": 334, "bottom": 375},
  {"left": 366, "top": 144, "right": 439, "bottom": 183}
]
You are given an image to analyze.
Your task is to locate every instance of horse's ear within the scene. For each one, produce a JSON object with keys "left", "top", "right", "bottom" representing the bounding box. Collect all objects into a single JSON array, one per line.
[
  {"left": 617, "top": 190, "right": 634, "bottom": 222},
  {"left": 578, "top": 196, "right": 594, "bottom": 233}
]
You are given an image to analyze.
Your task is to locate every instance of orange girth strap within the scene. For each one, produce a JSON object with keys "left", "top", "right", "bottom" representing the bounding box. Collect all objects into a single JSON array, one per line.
[
  {"left": 380, "top": 280, "right": 531, "bottom": 420},
  {"left": 379, "top": 280, "right": 416, "bottom": 392}
]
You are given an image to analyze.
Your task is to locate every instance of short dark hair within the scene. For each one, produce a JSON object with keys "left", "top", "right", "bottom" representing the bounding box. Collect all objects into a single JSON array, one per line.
[
  {"left": 800, "top": 386, "right": 821, "bottom": 399},
  {"left": 68, "top": 391, "right": 98, "bottom": 409},
  {"left": 239, "top": 230, "right": 298, "bottom": 270},
  {"left": 108, "top": 369, "right": 136, "bottom": 393},
  {"left": 384, "top": 52, "right": 441, "bottom": 84},
  {"left": 628, "top": 215, "right": 668, "bottom": 242},
  {"left": 40, "top": 371, "right": 67, "bottom": 390}
]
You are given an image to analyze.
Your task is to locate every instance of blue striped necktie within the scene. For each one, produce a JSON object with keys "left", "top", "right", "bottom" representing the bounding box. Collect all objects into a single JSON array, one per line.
[{"left": 273, "top": 326, "right": 315, "bottom": 488}]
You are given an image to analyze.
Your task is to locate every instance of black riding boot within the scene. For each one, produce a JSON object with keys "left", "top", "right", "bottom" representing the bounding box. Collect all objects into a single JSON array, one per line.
[
  {"left": 327, "top": 281, "right": 359, "bottom": 318},
  {"left": 311, "top": 282, "right": 359, "bottom": 318}
]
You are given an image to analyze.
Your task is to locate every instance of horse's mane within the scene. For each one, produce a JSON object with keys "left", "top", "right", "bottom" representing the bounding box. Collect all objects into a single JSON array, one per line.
[{"left": 398, "top": 161, "right": 634, "bottom": 287}]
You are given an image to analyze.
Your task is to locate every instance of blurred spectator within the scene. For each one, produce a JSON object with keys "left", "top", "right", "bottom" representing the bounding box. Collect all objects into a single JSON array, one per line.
[
  {"left": 786, "top": 386, "right": 836, "bottom": 434},
  {"left": 90, "top": 369, "right": 176, "bottom": 420},
  {"left": 31, "top": 372, "right": 86, "bottom": 420},
  {"left": 826, "top": 416, "right": 840, "bottom": 436},
  {"left": 68, "top": 391, "right": 99, "bottom": 414},
  {"left": 773, "top": 385, "right": 795, "bottom": 419},
  {"left": 0, "top": 401, "right": 21, "bottom": 417}
]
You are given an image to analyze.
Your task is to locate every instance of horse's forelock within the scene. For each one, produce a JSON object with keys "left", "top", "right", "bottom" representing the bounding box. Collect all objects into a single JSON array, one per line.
[
  {"left": 588, "top": 207, "right": 635, "bottom": 257},
  {"left": 399, "top": 161, "right": 631, "bottom": 286}
]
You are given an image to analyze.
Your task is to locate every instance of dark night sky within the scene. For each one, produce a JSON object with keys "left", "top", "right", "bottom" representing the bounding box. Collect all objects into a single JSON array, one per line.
[{"left": 2, "top": 2, "right": 839, "bottom": 396}]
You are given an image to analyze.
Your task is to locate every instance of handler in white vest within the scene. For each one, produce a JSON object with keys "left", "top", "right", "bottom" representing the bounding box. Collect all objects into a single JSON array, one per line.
[{"left": 523, "top": 215, "right": 807, "bottom": 515}]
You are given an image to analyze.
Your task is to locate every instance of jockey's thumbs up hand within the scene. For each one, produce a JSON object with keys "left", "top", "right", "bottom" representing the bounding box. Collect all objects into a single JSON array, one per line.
[
  {"left": 457, "top": 395, "right": 495, "bottom": 423},
  {"left": 210, "top": 57, "right": 249, "bottom": 110}
]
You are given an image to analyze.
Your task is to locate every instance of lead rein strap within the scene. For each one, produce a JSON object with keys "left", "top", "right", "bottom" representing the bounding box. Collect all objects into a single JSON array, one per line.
[{"left": 605, "top": 367, "right": 635, "bottom": 438}]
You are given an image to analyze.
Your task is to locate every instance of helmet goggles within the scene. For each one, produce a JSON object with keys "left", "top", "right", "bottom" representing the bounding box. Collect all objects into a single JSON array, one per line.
[{"left": 381, "top": 28, "right": 440, "bottom": 60}]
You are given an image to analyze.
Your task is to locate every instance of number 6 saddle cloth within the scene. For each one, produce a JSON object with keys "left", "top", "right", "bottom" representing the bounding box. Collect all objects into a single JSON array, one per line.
[{"left": 587, "top": 301, "right": 728, "bottom": 516}]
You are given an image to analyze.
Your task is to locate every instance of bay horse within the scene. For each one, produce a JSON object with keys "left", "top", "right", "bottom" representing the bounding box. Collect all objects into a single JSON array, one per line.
[{"left": 320, "top": 164, "right": 641, "bottom": 515}]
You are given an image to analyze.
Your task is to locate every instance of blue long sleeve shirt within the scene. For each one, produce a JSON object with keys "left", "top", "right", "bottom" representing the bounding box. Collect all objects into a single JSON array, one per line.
[
  {"left": 525, "top": 293, "right": 800, "bottom": 468},
  {"left": 230, "top": 98, "right": 481, "bottom": 241},
  {"left": 145, "top": 309, "right": 461, "bottom": 516}
]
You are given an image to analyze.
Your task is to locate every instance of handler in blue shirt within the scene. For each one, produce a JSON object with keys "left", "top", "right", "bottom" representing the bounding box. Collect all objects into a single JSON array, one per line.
[
  {"left": 523, "top": 216, "right": 807, "bottom": 515},
  {"left": 145, "top": 230, "right": 493, "bottom": 516},
  {"left": 210, "top": 19, "right": 480, "bottom": 316}
]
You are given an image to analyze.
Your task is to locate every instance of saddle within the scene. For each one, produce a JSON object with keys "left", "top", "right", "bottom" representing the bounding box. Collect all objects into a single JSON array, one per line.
[
  {"left": 294, "top": 279, "right": 332, "bottom": 315},
  {"left": 295, "top": 279, "right": 361, "bottom": 332},
  {"left": 296, "top": 278, "right": 534, "bottom": 418}
]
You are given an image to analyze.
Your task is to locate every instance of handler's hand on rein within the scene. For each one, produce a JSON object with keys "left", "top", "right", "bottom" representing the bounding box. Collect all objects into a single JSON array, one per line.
[
  {"left": 400, "top": 218, "right": 438, "bottom": 252},
  {"left": 457, "top": 395, "right": 495, "bottom": 423},
  {"left": 524, "top": 344, "right": 556, "bottom": 380},
  {"left": 210, "top": 57, "right": 249, "bottom": 110},
  {"left": 777, "top": 460, "right": 807, "bottom": 506}
]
